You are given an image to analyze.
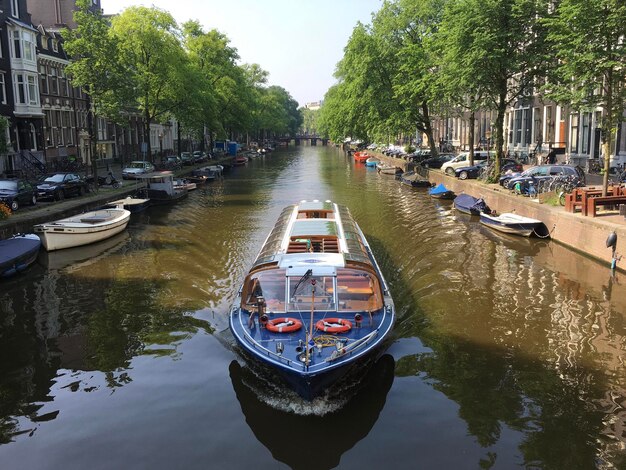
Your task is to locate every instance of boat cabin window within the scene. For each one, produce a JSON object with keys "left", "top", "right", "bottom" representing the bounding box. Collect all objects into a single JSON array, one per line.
[
  {"left": 336, "top": 268, "right": 383, "bottom": 312},
  {"left": 296, "top": 210, "right": 334, "bottom": 219},
  {"left": 289, "top": 275, "right": 336, "bottom": 311},
  {"left": 241, "top": 269, "right": 286, "bottom": 313},
  {"left": 287, "top": 237, "right": 339, "bottom": 253}
]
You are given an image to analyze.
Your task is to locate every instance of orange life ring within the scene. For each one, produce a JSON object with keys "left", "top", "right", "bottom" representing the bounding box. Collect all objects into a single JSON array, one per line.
[
  {"left": 315, "top": 318, "right": 353, "bottom": 333},
  {"left": 266, "top": 317, "right": 303, "bottom": 333}
]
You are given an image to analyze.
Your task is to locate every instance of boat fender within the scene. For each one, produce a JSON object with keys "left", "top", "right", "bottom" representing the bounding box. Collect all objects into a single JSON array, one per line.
[
  {"left": 266, "top": 317, "right": 303, "bottom": 333},
  {"left": 260, "top": 314, "right": 269, "bottom": 328},
  {"left": 315, "top": 318, "right": 352, "bottom": 333},
  {"left": 354, "top": 313, "right": 362, "bottom": 328}
]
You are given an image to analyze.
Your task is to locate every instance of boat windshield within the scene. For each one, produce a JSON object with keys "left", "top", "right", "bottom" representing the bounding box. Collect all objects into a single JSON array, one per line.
[
  {"left": 289, "top": 275, "right": 336, "bottom": 312},
  {"left": 336, "top": 268, "right": 383, "bottom": 312},
  {"left": 241, "top": 269, "right": 287, "bottom": 313}
]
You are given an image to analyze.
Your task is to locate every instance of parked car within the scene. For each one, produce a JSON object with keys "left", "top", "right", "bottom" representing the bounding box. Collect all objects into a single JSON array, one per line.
[
  {"left": 122, "top": 161, "right": 155, "bottom": 179},
  {"left": 501, "top": 164, "right": 585, "bottom": 189},
  {"left": 455, "top": 158, "right": 522, "bottom": 180},
  {"left": 0, "top": 178, "right": 37, "bottom": 211},
  {"left": 36, "top": 173, "right": 88, "bottom": 200},
  {"left": 192, "top": 151, "right": 206, "bottom": 163},
  {"left": 180, "top": 152, "right": 193, "bottom": 166},
  {"left": 441, "top": 151, "right": 495, "bottom": 175},
  {"left": 420, "top": 154, "right": 455, "bottom": 169}
]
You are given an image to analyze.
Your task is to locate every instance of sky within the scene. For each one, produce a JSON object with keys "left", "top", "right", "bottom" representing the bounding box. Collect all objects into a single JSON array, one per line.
[{"left": 102, "top": 0, "right": 383, "bottom": 107}]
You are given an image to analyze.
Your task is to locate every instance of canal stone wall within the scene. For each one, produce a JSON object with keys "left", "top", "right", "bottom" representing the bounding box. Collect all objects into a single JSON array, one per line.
[{"left": 427, "top": 170, "right": 626, "bottom": 271}]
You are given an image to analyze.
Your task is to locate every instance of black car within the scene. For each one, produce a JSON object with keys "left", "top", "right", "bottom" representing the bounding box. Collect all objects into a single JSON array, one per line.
[
  {"left": 501, "top": 164, "right": 585, "bottom": 189},
  {"left": 37, "top": 173, "right": 88, "bottom": 201},
  {"left": 420, "top": 154, "right": 455, "bottom": 168},
  {"left": 0, "top": 179, "right": 37, "bottom": 211},
  {"left": 455, "top": 158, "right": 522, "bottom": 180}
]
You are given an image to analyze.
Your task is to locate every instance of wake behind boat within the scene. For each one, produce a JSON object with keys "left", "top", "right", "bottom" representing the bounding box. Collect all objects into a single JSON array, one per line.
[
  {"left": 34, "top": 207, "right": 131, "bottom": 251},
  {"left": 229, "top": 200, "right": 395, "bottom": 400}
]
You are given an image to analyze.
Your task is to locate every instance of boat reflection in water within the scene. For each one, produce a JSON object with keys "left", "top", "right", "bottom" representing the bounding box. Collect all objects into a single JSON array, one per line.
[
  {"left": 229, "top": 354, "right": 395, "bottom": 470},
  {"left": 38, "top": 231, "right": 131, "bottom": 272}
]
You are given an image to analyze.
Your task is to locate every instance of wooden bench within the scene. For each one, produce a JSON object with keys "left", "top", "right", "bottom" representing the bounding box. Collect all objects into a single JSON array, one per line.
[{"left": 585, "top": 195, "right": 626, "bottom": 217}]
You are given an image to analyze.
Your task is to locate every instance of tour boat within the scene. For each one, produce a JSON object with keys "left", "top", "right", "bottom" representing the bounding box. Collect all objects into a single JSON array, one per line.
[
  {"left": 229, "top": 200, "right": 395, "bottom": 400},
  {"left": 0, "top": 233, "right": 41, "bottom": 278},
  {"left": 479, "top": 212, "right": 544, "bottom": 237},
  {"left": 33, "top": 207, "right": 131, "bottom": 251}
]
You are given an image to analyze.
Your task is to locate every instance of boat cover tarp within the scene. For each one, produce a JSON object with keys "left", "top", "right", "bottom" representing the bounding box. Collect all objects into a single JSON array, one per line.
[
  {"left": 429, "top": 183, "right": 452, "bottom": 195},
  {"left": 0, "top": 235, "right": 40, "bottom": 268},
  {"left": 454, "top": 194, "right": 490, "bottom": 213}
]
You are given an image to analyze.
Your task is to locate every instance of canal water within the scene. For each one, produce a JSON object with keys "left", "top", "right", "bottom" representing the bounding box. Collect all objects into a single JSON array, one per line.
[{"left": 1, "top": 146, "right": 625, "bottom": 469}]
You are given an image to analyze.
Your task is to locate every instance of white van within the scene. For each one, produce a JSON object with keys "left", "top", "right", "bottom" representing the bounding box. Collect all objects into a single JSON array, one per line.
[{"left": 441, "top": 151, "right": 495, "bottom": 175}]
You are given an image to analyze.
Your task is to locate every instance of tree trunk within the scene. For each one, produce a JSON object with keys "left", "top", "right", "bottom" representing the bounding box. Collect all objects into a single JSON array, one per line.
[
  {"left": 602, "top": 74, "right": 613, "bottom": 197},
  {"left": 421, "top": 101, "right": 438, "bottom": 157},
  {"left": 494, "top": 88, "right": 508, "bottom": 178},
  {"left": 87, "top": 103, "right": 98, "bottom": 188},
  {"left": 468, "top": 110, "right": 476, "bottom": 166},
  {"left": 144, "top": 108, "right": 151, "bottom": 163}
]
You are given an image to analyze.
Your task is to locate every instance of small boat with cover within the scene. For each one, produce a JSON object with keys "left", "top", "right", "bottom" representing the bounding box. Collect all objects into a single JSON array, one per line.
[
  {"left": 429, "top": 183, "right": 455, "bottom": 199},
  {"left": 399, "top": 171, "right": 431, "bottom": 188},
  {"left": 34, "top": 206, "right": 131, "bottom": 251},
  {"left": 0, "top": 234, "right": 41, "bottom": 278},
  {"left": 453, "top": 194, "right": 490, "bottom": 215},
  {"left": 479, "top": 212, "right": 544, "bottom": 237},
  {"left": 229, "top": 200, "right": 395, "bottom": 400},
  {"left": 365, "top": 157, "right": 380, "bottom": 167}
]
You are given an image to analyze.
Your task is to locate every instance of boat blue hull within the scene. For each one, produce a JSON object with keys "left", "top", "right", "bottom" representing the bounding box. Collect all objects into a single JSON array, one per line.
[
  {"left": 229, "top": 307, "right": 395, "bottom": 400},
  {"left": 0, "top": 235, "right": 41, "bottom": 278}
]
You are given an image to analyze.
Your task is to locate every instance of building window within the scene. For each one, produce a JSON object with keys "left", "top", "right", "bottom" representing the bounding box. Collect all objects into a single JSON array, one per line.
[
  {"left": 15, "top": 74, "right": 26, "bottom": 103},
  {"left": 0, "top": 74, "right": 6, "bottom": 104},
  {"left": 52, "top": 40, "right": 58, "bottom": 52},
  {"left": 27, "top": 75, "right": 38, "bottom": 105},
  {"left": 23, "top": 31, "right": 35, "bottom": 61},
  {"left": 44, "top": 110, "right": 52, "bottom": 147},
  {"left": 39, "top": 65, "right": 48, "bottom": 94},
  {"left": 11, "top": 0, "right": 19, "bottom": 17},
  {"left": 581, "top": 113, "right": 591, "bottom": 154},
  {"left": 50, "top": 67, "right": 58, "bottom": 95},
  {"left": 12, "top": 30, "right": 21, "bottom": 59},
  {"left": 570, "top": 114, "right": 579, "bottom": 154}
]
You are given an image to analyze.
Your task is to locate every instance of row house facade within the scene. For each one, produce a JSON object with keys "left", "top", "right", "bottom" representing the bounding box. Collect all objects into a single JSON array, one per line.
[
  {"left": 0, "top": 0, "right": 45, "bottom": 176},
  {"left": 429, "top": 94, "right": 626, "bottom": 168}
]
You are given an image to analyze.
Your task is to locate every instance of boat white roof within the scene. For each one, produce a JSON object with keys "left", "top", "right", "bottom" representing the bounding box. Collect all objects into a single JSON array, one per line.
[{"left": 251, "top": 200, "right": 372, "bottom": 272}]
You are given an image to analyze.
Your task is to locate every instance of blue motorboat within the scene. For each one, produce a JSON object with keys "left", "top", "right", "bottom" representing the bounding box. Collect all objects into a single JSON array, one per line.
[
  {"left": 453, "top": 194, "right": 490, "bottom": 215},
  {"left": 429, "top": 183, "right": 455, "bottom": 199},
  {"left": 365, "top": 157, "right": 380, "bottom": 167},
  {"left": 0, "top": 234, "right": 41, "bottom": 278},
  {"left": 229, "top": 200, "right": 395, "bottom": 400}
]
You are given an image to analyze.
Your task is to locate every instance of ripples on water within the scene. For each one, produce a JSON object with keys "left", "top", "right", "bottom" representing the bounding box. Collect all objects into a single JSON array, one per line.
[{"left": 1, "top": 146, "right": 626, "bottom": 468}]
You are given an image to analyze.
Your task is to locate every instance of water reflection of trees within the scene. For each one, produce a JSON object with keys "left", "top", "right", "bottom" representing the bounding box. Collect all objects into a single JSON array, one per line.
[{"left": 0, "top": 270, "right": 212, "bottom": 443}]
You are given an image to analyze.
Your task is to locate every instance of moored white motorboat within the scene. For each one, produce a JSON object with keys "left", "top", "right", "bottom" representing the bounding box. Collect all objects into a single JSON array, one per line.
[
  {"left": 33, "top": 207, "right": 131, "bottom": 251},
  {"left": 229, "top": 200, "right": 395, "bottom": 400},
  {"left": 107, "top": 196, "right": 150, "bottom": 213},
  {"left": 479, "top": 212, "right": 544, "bottom": 237}
]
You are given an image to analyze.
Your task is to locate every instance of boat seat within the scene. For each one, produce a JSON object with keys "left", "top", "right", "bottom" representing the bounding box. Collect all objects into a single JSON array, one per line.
[{"left": 80, "top": 216, "right": 112, "bottom": 224}]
